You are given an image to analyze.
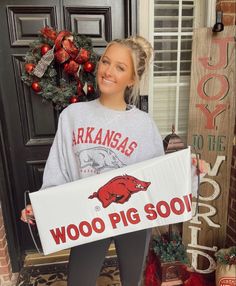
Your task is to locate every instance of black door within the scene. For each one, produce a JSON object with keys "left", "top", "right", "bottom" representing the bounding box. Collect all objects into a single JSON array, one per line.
[{"left": 0, "top": 0, "right": 136, "bottom": 271}]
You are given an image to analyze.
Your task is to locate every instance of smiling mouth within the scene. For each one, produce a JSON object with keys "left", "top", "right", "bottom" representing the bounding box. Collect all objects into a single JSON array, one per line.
[{"left": 102, "top": 77, "right": 115, "bottom": 84}]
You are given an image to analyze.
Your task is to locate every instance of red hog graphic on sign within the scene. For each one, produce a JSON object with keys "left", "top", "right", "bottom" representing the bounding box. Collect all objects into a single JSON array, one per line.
[{"left": 88, "top": 175, "right": 151, "bottom": 208}]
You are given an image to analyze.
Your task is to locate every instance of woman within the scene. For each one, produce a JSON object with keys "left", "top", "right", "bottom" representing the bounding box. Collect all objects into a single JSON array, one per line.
[{"left": 21, "top": 36, "right": 176, "bottom": 285}]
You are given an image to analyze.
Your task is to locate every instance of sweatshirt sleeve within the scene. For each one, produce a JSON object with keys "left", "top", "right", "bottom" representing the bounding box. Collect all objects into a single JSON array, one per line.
[{"left": 40, "top": 114, "right": 70, "bottom": 190}]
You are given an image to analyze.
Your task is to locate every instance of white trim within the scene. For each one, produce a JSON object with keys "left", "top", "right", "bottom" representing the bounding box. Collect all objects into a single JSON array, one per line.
[
  {"left": 175, "top": 0, "right": 183, "bottom": 133},
  {"left": 154, "top": 82, "right": 189, "bottom": 88},
  {"left": 148, "top": 0, "right": 154, "bottom": 117},
  {"left": 137, "top": 0, "right": 154, "bottom": 117},
  {"left": 154, "top": 32, "right": 193, "bottom": 36},
  {"left": 206, "top": 0, "right": 216, "bottom": 27}
]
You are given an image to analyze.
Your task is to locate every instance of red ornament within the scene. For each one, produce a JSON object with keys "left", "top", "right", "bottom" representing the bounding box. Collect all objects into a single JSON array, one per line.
[
  {"left": 76, "top": 80, "right": 84, "bottom": 95},
  {"left": 64, "top": 60, "right": 79, "bottom": 75},
  {"left": 25, "top": 63, "right": 35, "bottom": 73},
  {"left": 75, "top": 48, "right": 90, "bottom": 64},
  {"left": 83, "top": 61, "right": 95, "bottom": 73},
  {"left": 31, "top": 81, "right": 41, "bottom": 92},
  {"left": 41, "top": 44, "right": 51, "bottom": 56},
  {"left": 69, "top": 95, "right": 79, "bottom": 104},
  {"left": 87, "top": 84, "right": 95, "bottom": 94}
]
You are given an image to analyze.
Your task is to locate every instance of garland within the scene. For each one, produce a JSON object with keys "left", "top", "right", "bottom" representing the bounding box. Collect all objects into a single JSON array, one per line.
[
  {"left": 21, "top": 27, "right": 99, "bottom": 110},
  {"left": 215, "top": 246, "right": 236, "bottom": 265}
]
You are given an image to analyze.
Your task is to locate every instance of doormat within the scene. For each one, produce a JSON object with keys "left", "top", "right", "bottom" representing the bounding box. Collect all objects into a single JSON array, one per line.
[{"left": 17, "top": 257, "right": 120, "bottom": 286}]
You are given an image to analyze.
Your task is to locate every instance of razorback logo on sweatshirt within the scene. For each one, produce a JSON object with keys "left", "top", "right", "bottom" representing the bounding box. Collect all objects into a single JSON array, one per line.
[
  {"left": 72, "top": 127, "right": 138, "bottom": 157},
  {"left": 88, "top": 175, "right": 151, "bottom": 208},
  {"left": 76, "top": 147, "right": 126, "bottom": 171}
]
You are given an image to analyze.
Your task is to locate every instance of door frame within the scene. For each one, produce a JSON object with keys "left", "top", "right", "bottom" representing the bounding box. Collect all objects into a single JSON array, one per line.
[{"left": 0, "top": 100, "right": 22, "bottom": 271}]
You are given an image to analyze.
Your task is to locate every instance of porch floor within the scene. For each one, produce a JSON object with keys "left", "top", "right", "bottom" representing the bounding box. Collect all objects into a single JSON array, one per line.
[
  {"left": 17, "top": 257, "right": 120, "bottom": 286},
  {"left": 17, "top": 244, "right": 120, "bottom": 286}
]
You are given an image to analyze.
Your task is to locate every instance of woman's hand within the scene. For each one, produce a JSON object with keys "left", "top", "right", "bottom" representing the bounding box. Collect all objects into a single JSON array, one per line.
[
  {"left": 20, "top": 204, "right": 35, "bottom": 225},
  {"left": 191, "top": 155, "right": 209, "bottom": 198},
  {"left": 191, "top": 155, "right": 209, "bottom": 175}
]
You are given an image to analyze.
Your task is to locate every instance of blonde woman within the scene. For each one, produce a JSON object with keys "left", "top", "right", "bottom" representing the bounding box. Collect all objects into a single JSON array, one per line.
[{"left": 21, "top": 36, "right": 165, "bottom": 285}]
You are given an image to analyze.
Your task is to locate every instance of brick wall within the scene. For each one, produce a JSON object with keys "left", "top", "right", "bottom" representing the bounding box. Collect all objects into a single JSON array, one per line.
[
  {"left": 216, "top": 0, "right": 236, "bottom": 25},
  {"left": 0, "top": 207, "right": 17, "bottom": 286},
  {"left": 216, "top": 0, "right": 236, "bottom": 246},
  {"left": 226, "top": 123, "right": 236, "bottom": 246}
]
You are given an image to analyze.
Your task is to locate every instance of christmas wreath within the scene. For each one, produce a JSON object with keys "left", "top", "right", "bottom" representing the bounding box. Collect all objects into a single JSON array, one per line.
[{"left": 21, "top": 26, "right": 99, "bottom": 110}]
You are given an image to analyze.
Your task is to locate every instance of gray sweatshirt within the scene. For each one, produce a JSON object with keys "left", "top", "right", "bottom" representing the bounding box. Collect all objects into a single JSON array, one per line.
[{"left": 41, "top": 99, "right": 165, "bottom": 189}]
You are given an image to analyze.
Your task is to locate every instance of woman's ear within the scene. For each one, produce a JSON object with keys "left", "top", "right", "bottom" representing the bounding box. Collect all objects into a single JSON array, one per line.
[{"left": 128, "top": 77, "right": 135, "bottom": 88}]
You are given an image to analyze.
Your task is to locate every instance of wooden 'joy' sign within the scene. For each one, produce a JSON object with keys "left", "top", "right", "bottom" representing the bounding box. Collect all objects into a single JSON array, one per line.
[{"left": 183, "top": 26, "right": 235, "bottom": 273}]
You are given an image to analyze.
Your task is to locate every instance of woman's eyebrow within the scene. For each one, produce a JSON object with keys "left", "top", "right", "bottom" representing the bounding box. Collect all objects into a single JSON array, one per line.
[
  {"left": 117, "top": 62, "right": 128, "bottom": 67},
  {"left": 102, "top": 55, "right": 128, "bottom": 67}
]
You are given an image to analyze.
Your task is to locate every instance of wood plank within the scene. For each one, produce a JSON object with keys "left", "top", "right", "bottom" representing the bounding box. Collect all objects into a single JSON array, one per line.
[{"left": 182, "top": 26, "right": 236, "bottom": 273}]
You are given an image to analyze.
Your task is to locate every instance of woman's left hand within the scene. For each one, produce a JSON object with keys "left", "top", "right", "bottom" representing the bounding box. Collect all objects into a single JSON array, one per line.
[{"left": 191, "top": 156, "right": 209, "bottom": 175}]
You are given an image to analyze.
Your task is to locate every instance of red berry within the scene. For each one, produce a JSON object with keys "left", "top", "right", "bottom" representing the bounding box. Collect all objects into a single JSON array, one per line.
[
  {"left": 87, "top": 84, "right": 95, "bottom": 94},
  {"left": 31, "top": 81, "right": 41, "bottom": 92},
  {"left": 25, "top": 63, "right": 35, "bottom": 73},
  {"left": 75, "top": 48, "right": 90, "bottom": 64},
  {"left": 83, "top": 61, "right": 95, "bottom": 73},
  {"left": 69, "top": 96, "right": 79, "bottom": 104},
  {"left": 41, "top": 44, "right": 51, "bottom": 56}
]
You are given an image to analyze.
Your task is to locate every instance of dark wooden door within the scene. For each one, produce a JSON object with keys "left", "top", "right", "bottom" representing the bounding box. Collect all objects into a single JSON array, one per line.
[{"left": 0, "top": 0, "right": 136, "bottom": 271}]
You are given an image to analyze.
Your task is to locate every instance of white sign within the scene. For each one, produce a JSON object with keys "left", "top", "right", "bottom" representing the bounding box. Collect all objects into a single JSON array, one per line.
[{"left": 30, "top": 148, "right": 192, "bottom": 255}]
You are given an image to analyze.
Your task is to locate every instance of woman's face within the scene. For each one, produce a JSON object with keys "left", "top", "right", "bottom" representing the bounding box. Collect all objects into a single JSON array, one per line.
[{"left": 97, "top": 43, "right": 135, "bottom": 100}]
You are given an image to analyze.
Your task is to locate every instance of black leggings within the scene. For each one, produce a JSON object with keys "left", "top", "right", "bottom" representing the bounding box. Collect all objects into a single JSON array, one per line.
[{"left": 67, "top": 229, "right": 151, "bottom": 286}]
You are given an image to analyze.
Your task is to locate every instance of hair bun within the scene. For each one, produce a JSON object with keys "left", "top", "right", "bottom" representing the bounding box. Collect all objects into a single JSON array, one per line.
[{"left": 130, "top": 35, "right": 153, "bottom": 64}]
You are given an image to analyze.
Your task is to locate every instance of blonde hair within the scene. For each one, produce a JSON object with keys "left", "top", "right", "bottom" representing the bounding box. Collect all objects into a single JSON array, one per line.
[{"left": 101, "top": 35, "right": 153, "bottom": 104}]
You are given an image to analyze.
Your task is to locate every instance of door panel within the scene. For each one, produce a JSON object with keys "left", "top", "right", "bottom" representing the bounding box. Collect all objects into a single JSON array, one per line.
[
  {"left": 12, "top": 55, "right": 56, "bottom": 146},
  {"left": 64, "top": 5, "right": 112, "bottom": 45},
  {"left": 0, "top": 0, "right": 136, "bottom": 270},
  {"left": 63, "top": 0, "right": 130, "bottom": 54},
  {"left": 0, "top": 0, "right": 61, "bottom": 261},
  {"left": 7, "top": 5, "right": 58, "bottom": 46}
]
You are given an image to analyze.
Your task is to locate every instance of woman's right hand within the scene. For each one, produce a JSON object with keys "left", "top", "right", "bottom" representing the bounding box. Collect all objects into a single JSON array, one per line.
[{"left": 20, "top": 204, "right": 35, "bottom": 225}]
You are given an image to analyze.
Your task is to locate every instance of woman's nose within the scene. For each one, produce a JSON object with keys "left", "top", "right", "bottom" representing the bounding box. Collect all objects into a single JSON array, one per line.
[{"left": 104, "top": 65, "right": 113, "bottom": 76}]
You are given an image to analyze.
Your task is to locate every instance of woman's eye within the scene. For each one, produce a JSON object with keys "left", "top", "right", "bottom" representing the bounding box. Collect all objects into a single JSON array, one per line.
[
  {"left": 102, "top": 59, "right": 109, "bottom": 64},
  {"left": 117, "top": 66, "right": 125, "bottom": 71}
]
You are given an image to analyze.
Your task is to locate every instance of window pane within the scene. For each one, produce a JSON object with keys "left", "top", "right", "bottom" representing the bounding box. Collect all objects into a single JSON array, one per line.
[
  {"left": 153, "top": 86, "right": 176, "bottom": 134},
  {"left": 180, "top": 61, "right": 191, "bottom": 75},
  {"left": 182, "top": 17, "right": 194, "bottom": 31},
  {"left": 182, "top": 7, "right": 194, "bottom": 16},
  {"left": 152, "top": 82, "right": 190, "bottom": 145},
  {"left": 154, "top": 36, "right": 178, "bottom": 76},
  {"left": 178, "top": 86, "right": 190, "bottom": 132},
  {"left": 155, "top": 0, "right": 179, "bottom": 4},
  {"left": 152, "top": 0, "right": 195, "bottom": 138},
  {"left": 181, "top": 36, "right": 193, "bottom": 50}
]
